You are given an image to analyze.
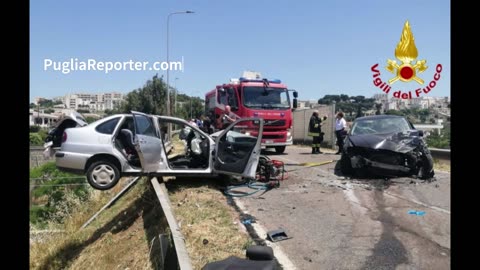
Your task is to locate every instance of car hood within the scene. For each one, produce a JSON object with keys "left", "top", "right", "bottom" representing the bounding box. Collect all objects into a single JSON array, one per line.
[{"left": 347, "top": 131, "right": 424, "bottom": 154}]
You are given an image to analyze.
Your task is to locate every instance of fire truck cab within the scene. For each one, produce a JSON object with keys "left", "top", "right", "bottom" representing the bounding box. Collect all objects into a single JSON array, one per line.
[{"left": 205, "top": 73, "right": 298, "bottom": 154}]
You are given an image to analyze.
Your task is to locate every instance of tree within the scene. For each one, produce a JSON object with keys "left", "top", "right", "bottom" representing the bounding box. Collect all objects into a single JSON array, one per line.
[
  {"left": 375, "top": 103, "right": 383, "bottom": 115},
  {"left": 85, "top": 117, "right": 97, "bottom": 124},
  {"left": 426, "top": 128, "right": 450, "bottom": 149},
  {"left": 385, "top": 109, "right": 404, "bottom": 116},
  {"left": 340, "top": 94, "right": 349, "bottom": 102},
  {"left": 356, "top": 106, "right": 363, "bottom": 118},
  {"left": 38, "top": 99, "right": 55, "bottom": 108},
  {"left": 104, "top": 109, "right": 114, "bottom": 116},
  {"left": 118, "top": 74, "right": 168, "bottom": 115},
  {"left": 318, "top": 94, "right": 342, "bottom": 105}
]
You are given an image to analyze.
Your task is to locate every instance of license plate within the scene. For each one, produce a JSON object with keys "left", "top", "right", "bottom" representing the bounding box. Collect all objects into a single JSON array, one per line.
[{"left": 265, "top": 140, "right": 274, "bottom": 144}]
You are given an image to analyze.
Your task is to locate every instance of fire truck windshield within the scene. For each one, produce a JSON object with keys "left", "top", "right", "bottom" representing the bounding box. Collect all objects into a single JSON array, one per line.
[{"left": 242, "top": 87, "right": 290, "bottom": 109}]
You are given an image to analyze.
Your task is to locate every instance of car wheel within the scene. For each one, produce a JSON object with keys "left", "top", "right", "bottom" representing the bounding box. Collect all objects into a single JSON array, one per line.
[
  {"left": 86, "top": 160, "right": 121, "bottom": 190},
  {"left": 274, "top": 146, "right": 286, "bottom": 154},
  {"left": 417, "top": 152, "right": 435, "bottom": 179},
  {"left": 340, "top": 153, "right": 353, "bottom": 176}
]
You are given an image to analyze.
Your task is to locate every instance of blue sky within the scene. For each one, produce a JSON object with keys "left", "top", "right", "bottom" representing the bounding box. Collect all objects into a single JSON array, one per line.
[{"left": 30, "top": 0, "right": 450, "bottom": 102}]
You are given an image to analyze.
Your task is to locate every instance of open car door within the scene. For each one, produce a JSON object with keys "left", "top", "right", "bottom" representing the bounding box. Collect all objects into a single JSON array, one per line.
[
  {"left": 213, "top": 118, "right": 264, "bottom": 179},
  {"left": 43, "top": 111, "right": 88, "bottom": 158},
  {"left": 132, "top": 111, "right": 163, "bottom": 172}
]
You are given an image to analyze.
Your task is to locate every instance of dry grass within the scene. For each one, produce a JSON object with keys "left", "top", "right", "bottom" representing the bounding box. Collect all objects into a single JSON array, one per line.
[
  {"left": 433, "top": 158, "right": 451, "bottom": 173},
  {"left": 30, "top": 171, "right": 255, "bottom": 269},
  {"left": 167, "top": 179, "right": 253, "bottom": 269},
  {"left": 30, "top": 177, "right": 170, "bottom": 270}
]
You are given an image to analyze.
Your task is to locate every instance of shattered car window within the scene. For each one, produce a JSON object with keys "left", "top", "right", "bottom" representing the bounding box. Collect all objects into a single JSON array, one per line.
[{"left": 351, "top": 117, "right": 411, "bottom": 135}]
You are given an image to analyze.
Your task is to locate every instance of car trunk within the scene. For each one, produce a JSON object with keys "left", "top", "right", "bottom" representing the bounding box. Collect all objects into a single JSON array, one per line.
[{"left": 43, "top": 112, "right": 88, "bottom": 157}]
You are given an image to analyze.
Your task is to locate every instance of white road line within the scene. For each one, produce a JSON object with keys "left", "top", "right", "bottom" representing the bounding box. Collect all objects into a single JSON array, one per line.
[
  {"left": 343, "top": 183, "right": 369, "bottom": 215},
  {"left": 233, "top": 198, "right": 298, "bottom": 270},
  {"left": 383, "top": 191, "right": 450, "bottom": 214},
  {"left": 273, "top": 154, "right": 451, "bottom": 215}
]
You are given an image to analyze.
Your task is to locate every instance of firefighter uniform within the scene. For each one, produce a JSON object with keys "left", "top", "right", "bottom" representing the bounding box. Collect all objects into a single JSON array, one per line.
[{"left": 308, "top": 111, "right": 325, "bottom": 154}]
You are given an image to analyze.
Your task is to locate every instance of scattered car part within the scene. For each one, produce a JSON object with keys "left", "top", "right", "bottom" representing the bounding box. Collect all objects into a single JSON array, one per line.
[
  {"left": 267, "top": 229, "right": 291, "bottom": 242},
  {"left": 203, "top": 245, "right": 277, "bottom": 270}
]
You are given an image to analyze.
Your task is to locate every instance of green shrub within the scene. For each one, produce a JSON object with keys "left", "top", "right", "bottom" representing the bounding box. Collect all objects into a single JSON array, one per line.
[
  {"left": 30, "top": 162, "right": 90, "bottom": 225},
  {"left": 30, "top": 133, "right": 43, "bottom": 146},
  {"left": 37, "top": 129, "right": 49, "bottom": 142},
  {"left": 30, "top": 205, "right": 53, "bottom": 227},
  {"left": 30, "top": 126, "right": 41, "bottom": 133}
]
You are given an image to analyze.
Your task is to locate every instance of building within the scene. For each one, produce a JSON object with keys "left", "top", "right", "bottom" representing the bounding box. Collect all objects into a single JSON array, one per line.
[
  {"left": 62, "top": 92, "right": 124, "bottom": 112},
  {"left": 29, "top": 109, "right": 59, "bottom": 128},
  {"left": 33, "top": 97, "right": 47, "bottom": 105}
]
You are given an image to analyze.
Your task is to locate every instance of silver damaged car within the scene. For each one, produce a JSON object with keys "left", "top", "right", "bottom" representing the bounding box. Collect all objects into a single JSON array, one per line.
[{"left": 44, "top": 111, "right": 264, "bottom": 190}]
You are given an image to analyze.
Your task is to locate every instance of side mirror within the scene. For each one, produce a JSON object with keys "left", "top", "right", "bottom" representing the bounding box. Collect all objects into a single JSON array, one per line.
[
  {"left": 293, "top": 91, "right": 298, "bottom": 98},
  {"left": 418, "top": 130, "right": 424, "bottom": 137},
  {"left": 293, "top": 99, "right": 298, "bottom": 109}
]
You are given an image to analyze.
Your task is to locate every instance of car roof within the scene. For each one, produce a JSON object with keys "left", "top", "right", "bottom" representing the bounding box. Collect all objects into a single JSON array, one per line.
[{"left": 354, "top": 115, "right": 406, "bottom": 121}]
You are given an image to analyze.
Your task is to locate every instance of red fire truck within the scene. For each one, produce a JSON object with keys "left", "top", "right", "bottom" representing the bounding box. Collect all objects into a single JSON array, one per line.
[{"left": 205, "top": 74, "right": 298, "bottom": 153}]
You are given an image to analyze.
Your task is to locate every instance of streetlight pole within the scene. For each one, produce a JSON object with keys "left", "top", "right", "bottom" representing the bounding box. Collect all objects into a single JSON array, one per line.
[
  {"left": 166, "top": 10, "right": 194, "bottom": 138},
  {"left": 174, "top": 77, "right": 179, "bottom": 116}
]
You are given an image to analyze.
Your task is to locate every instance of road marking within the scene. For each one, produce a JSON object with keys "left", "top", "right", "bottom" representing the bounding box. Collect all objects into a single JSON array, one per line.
[
  {"left": 233, "top": 198, "right": 298, "bottom": 270},
  {"left": 273, "top": 155, "right": 451, "bottom": 215},
  {"left": 343, "top": 183, "right": 369, "bottom": 215},
  {"left": 383, "top": 191, "right": 450, "bottom": 214}
]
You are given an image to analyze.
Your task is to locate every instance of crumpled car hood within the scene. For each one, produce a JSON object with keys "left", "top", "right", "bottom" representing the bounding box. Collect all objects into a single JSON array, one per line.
[{"left": 347, "top": 131, "right": 424, "bottom": 154}]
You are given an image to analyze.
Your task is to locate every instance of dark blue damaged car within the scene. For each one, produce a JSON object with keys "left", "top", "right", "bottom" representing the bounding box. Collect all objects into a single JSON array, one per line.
[{"left": 339, "top": 115, "right": 434, "bottom": 179}]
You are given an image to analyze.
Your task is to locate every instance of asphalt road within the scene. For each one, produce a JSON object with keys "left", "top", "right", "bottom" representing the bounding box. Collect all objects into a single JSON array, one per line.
[{"left": 235, "top": 145, "right": 450, "bottom": 270}]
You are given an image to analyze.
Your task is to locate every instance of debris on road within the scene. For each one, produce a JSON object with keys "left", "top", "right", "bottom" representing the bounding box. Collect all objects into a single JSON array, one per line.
[
  {"left": 241, "top": 219, "right": 256, "bottom": 225},
  {"left": 267, "top": 229, "right": 291, "bottom": 242},
  {"left": 408, "top": 210, "right": 426, "bottom": 216}
]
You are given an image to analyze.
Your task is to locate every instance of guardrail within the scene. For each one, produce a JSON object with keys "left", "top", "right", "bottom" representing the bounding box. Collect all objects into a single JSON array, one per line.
[
  {"left": 429, "top": 148, "right": 450, "bottom": 161},
  {"left": 151, "top": 177, "right": 193, "bottom": 270}
]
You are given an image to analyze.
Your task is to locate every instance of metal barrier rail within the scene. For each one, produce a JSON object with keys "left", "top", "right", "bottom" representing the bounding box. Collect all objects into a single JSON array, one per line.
[
  {"left": 429, "top": 148, "right": 450, "bottom": 161},
  {"left": 150, "top": 177, "right": 193, "bottom": 270}
]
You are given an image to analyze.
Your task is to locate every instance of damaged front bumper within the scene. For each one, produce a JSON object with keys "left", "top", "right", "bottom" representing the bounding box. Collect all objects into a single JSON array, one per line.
[{"left": 350, "top": 155, "right": 412, "bottom": 173}]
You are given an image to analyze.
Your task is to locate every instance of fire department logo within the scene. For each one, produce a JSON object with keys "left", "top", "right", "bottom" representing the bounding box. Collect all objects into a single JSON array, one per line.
[
  {"left": 370, "top": 20, "right": 442, "bottom": 99},
  {"left": 386, "top": 21, "right": 427, "bottom": 84}
]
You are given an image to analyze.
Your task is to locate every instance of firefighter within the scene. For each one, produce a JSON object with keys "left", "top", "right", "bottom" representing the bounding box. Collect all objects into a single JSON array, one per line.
[{"left": 308, "top": 110, "right": 327, "bottom": 154}]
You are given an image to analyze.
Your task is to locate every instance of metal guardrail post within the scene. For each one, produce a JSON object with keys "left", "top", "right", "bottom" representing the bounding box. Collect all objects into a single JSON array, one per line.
[{"left": 150, "top": 177, "right": 193, "bottom": 270}]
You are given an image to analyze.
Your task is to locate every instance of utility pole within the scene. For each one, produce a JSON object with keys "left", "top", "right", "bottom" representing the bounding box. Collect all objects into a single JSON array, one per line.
[{"left": 37, "top": 103, "right": 40, "bottom": 127}]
